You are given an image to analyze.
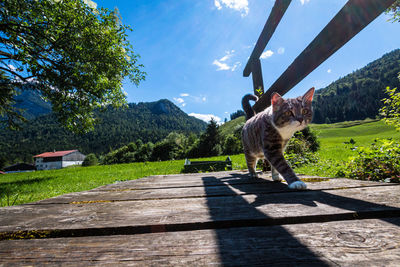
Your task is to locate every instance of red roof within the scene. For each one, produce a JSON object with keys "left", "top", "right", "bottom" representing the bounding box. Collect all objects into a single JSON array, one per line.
[{"left": 34, "top": 150, "right": 78, "bottom": 158}]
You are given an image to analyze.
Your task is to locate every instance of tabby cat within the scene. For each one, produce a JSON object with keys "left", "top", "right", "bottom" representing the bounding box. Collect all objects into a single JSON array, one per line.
[{"left": 241, "top": 87, "right": 315, "bottom": 190}]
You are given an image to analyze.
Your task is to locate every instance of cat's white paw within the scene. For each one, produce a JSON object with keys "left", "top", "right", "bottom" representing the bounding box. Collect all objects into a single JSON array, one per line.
[
  {"left": 250, "top": 172, "right": 259, "bottom": 179},
  {"left": 288, "top": 181, "right": 307, "bottom": 190},
  {"left": 272, "top": 173, "right": 283, "bottom": 182}
]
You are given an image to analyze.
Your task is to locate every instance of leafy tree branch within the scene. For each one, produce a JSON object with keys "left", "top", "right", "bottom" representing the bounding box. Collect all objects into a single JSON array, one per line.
[{"left": 0, "top": 0, "right": 145, "bottom": 133}]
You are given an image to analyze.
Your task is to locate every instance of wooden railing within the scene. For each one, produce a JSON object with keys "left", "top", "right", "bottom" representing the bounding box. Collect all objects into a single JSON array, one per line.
[{"left": 244, "top": 0, "right": 396, "bottom": 113}]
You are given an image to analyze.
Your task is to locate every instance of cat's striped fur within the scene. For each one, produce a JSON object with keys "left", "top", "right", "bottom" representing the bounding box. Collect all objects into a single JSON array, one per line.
[{"left": 241, "top": 88, "right": 315, "bottom": 190}]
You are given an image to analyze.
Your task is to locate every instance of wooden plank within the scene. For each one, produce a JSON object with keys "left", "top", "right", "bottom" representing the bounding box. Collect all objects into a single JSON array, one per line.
[
  {"left": 251, "top": 58, "right": 265, "bottom": 97},
  {"left": 35, "top": 174, "right": 392, "bottom": 205},
  {"left": 1, "top": 183, "right": 399, "bottom": 233},
  {"left": 243, "top": 0, "right": 292, "bottom": 77},
  {"left": 1, "top": 218, "right": 400, "bottom": 266},
  {"left": 90, "top": 171, "right": 384, "bottom": 191},
  {"left": 253, "top": 0, "right": 396, "bottom": 113}
]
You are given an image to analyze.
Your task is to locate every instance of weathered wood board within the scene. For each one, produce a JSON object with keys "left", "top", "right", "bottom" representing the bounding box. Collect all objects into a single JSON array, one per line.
[
  {"left": 0, "top": 171, "right": 399, "bottom": 266},
  {"left": 1, "top": 219, "right": 400, "bottom": 266}
]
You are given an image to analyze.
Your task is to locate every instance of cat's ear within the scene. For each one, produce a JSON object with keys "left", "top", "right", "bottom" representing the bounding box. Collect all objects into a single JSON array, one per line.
[
  {"left": 271, "top": 92, "right": 283, "bottom": 110},
  {"left": 302, "top": 87, "right": 315, "bottom": 105}
]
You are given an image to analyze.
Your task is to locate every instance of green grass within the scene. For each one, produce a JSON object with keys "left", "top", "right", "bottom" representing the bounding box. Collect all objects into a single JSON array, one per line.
[
  {"left": 0, "top": 161, "right": 185, "bottom": 206},
  {"left": 2, "top": 119, "right": 399, "bottom": 206},
  {"left": 297, "top": 119, "right": 400, "bottom": 177}
]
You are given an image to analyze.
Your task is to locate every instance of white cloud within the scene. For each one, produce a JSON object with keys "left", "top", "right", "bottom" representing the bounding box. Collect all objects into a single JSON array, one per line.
[
  {"left": 260, "top": 50, "right": 274, "bottom": 59},
  {"left": 213, "top": 50, "right": 241, "bottom": 71},
  {"left": 300, "top": 0, "right": 310, "bottom": 5},
  {"left": 202, "top": 97, "right": 207, "bottom": 102},
  {"left": 8, "top": 64, "right": 16, "bottom": 71},
  {"left": 189, "top": 113, "right": 221, "bottom": 123},
  {"left": 277, "top": 47, "right": 285, "bottom": 54},
  {"left": 213, "top": 60, "right": 231, "bottom": 71},
  {"left": 214, "top": 0, "right": 249, "bottom": 17},
  {"left": 83, "top": 0, "right": 97, "bottom": 9},
  {"left": 180, "top": 93, "right": 189, "bottom": 97},
  {"left": 231, "top": 61, "right": 241, "bottom": 72},
  {"left": 173, "top": 97, "right": 185, "bottom": 104},
  {"left": 327, "top": 69, "right": 332, "bottom": 73},
  {"left": 220, "top": 50, "right": 235, "bottom": 62},
  {"left": 214, "top": 0, "right": 222, "bottom": 10}
]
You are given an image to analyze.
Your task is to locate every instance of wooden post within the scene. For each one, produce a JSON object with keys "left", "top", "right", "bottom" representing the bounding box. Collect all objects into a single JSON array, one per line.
[
  {"left": 251, "top": 59, "right": 264, "bottom": 97},
  {"left": 243, "top": 0, "right": 292, "bottom": 77},
  {"left": 252, "top": 0, "right": 396, "bottom": 113}
]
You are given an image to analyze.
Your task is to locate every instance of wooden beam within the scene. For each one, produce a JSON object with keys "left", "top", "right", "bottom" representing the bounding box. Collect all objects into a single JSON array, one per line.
[
  {"left": 251, "top": 59, "right": 265, "bottom": 97},
  {"left": 243, "top": 0, "right": 292, "bottom": 77},
  {"left": 253, "top": 0, "right": 396, "bottom": 113}
]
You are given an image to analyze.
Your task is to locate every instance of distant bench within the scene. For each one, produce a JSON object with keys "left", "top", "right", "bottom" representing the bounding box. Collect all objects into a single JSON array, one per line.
[{"left": 183, "top": 157, "right": 232, "bottom": 173}]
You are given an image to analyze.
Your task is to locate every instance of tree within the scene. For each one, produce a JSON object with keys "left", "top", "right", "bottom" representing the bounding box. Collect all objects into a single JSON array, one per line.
[
  {"left": 197, "top": 119, "right": 222, "bottom": 157},
  {"left": 82, "top": 153, "right": 98, "bottom": 166},
  {"left": 230, "top": 110, "right": 245, "bottom": 121},
  {"left": 386, "top": 0, "right": 400, "bottom": 22},
  {"left": 380, "top": 74, "right": 400, "bottom": 131},
  {"left": 0, "top": 0, "right": 145, "bottom": 133},
  {"left": 380, "top": 2, "right": 400, "bottom": 130}
]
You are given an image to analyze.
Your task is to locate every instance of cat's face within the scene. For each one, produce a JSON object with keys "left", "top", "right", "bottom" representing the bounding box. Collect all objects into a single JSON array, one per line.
[{"left": 271, "top": 87, "right": 315, "bottom": 130}]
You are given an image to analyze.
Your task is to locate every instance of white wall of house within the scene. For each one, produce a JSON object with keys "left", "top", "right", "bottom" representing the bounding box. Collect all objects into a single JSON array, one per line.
[
  {"left": 35, "top": 158, "right": 83, "bottom": 170},
  {"left": 62, "top": 161, "right": 83, "bottom": 168}
]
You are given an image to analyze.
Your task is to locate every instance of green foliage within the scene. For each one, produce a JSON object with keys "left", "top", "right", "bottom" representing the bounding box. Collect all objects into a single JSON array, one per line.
[
  {"left": 82, "top": 153, "right": 98, "bottom": 166},
  {"left": 380, "top": 74, "right": 400, "bottom": 131},
  {"left": 196, "top": 119, "right": 223, "bottom": 157},
  {"left": 312, "top": 49, "right": 400, "bottom": 123},
  {"left": 0, "top": 0, "right": 145, "bottom": 133},
  {"left": 342, "top": 139, "right": 400, "bottom": 182},
  {"left": 230, "top": 110, "right": 245, "bottom": 121},
  {"left": 0, "top": 99, "right": 206, "bottom": 164},
  {"left": 284, "top": 127, "right": 319, "bottom": 168},
  {"left": 223, "top": 134, "right": 242, "bottom": 155},
  {"left": 386, "top": 0, "right": 400, "bottom": 22}
]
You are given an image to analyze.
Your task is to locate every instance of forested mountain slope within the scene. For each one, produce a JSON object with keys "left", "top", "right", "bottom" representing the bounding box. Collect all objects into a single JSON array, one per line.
[
  {"left": 1, "top": 99, "right": 206, "bottom": 163},
  {"left": 312, "top": 49, "right": 400, "bottom": 123}
]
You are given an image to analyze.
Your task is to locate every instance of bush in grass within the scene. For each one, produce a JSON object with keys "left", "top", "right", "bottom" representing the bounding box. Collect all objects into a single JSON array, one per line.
[
  {"left": 284, "top": 127, "right": 319, "bottom": 168},
  {"left": 82, "top": 153, "right": 98, "bottom": 166},
  {"left": 343, "top": 139, "right": 400, "bottom": 182}
]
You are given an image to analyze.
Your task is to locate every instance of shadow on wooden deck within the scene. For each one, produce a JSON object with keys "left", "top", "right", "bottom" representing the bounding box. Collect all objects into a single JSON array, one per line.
[
  {"left": 1, "top": 171, "right": 400, "bottom": 265},
  {"left": 202, "top": 173, "right": 400, "bottom": 266}
]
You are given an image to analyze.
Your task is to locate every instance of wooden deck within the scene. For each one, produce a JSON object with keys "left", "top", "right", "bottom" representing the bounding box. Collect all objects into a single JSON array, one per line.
[{"left": 1, "top": 170, "right": 400, "bottom": 266}]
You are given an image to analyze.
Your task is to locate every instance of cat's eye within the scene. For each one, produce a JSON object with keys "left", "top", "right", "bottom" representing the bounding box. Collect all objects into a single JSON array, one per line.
[
  {"left": 284, "top": 111, "right": 292, "bottom": 116},
  {"left": 302, "top": 109, "right": 309, "bottom": 115}
]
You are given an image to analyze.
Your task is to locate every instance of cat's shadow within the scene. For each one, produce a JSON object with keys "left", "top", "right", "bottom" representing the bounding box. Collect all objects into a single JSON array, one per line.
[{"left": 219, "top": 172, "right": 318, "bottom": 207}]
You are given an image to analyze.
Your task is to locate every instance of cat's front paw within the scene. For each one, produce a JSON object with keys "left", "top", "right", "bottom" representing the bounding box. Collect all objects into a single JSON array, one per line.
[
  {"left": 249, "top": 172, "right": 259, "bottom": 179},
  {"left": 288, "top": 181, "right": 307, "bottom": 190},
  {"left": 272, "top": 173, "right": 283, "bottom": 182}
]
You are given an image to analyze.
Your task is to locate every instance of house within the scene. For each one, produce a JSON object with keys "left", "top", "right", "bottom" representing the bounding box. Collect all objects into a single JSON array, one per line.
[
  {"left": 34, "top": 150, "right": 86, "bottom": 171},
  {"left": 4, "top": 163, "right": 36, "bottom": 173}
]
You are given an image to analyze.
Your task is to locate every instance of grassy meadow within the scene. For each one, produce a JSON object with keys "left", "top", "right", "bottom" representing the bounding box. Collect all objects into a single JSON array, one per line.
[{"left": 1, "top": 119, "right": 399, "bottom": 206}]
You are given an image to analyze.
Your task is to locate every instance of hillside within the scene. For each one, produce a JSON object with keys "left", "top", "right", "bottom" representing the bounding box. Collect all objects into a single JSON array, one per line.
[
  {"left": 13, "top": 90, "right": 52, "bottom": 120},
  {"left": 312, "top": 49, "right": 400, "bottom": 123},
  {"left": 0, "top": 99, "right": 206, "bottom": 164}
]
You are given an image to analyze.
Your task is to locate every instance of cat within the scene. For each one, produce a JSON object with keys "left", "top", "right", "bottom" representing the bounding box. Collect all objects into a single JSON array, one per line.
[{"left": 241, "top": 87, "right": 315, "bottom": 190}]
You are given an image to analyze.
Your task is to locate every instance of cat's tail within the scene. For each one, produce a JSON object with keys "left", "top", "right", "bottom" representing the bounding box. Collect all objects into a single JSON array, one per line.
[{"left": 242, "top": 94, "right": 258, "bottom": 120}]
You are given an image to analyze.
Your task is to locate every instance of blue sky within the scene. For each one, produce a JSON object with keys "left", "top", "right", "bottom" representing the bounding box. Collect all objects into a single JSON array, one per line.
[{"left": 98, "top": 0, "right": 399, "bottom": 123}]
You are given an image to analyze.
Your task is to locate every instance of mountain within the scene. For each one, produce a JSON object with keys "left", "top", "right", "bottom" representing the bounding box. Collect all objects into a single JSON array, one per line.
[
  {"left": 0, "top": 98, "right": 207, "bottom": 163},
  {"left": 312, "top": 49, "right": 400, "bottom": 123},
  {"left": 13, "top": 90, "right": 52, "bottom": 120}
]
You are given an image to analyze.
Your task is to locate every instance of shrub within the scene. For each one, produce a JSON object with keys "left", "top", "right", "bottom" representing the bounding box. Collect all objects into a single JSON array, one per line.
[
  {"left": 343, "top": 139, "right": 400, "bottom": 182},
  {"left": 284, "top": 127, "right": 319, "bottom": 168},
  {"left": 82, "top": 153, "right": 98, "bottom": 166}
]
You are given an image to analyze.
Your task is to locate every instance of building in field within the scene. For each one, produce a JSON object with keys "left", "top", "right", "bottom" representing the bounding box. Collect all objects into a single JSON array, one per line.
[
  {"left": 34, "top": 150, "right": 86, "bottom": 171},
  {"left": 3, "top": 163, "right": 36, "bottom": 173}
]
